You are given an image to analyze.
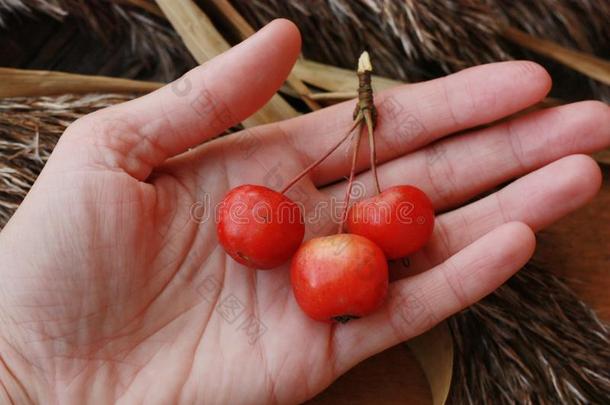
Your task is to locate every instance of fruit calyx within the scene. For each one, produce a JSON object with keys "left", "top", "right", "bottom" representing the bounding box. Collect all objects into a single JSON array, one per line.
[{"left": 332, "top": 315, "right": 361, "bottom": 324}]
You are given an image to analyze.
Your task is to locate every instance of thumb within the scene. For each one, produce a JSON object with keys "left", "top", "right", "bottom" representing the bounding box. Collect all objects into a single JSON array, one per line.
[{"left": 56, "top": 19, "right": 301, "bottom": 180}]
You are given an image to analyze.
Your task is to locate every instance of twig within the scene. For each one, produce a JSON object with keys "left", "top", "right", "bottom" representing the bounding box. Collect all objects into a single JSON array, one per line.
[
  {"left": 337, "top": 51, "right": 381, "bottom": 232},
  {"left": 355, "top": 52, "right": 381, "bottom": 194},
  {"left": 293, "top": 58, "right": 403, "bottom": 92}
]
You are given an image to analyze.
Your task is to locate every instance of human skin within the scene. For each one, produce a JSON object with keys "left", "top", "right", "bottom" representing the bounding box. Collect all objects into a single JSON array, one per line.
[{"left": 0, "top": 19, "right": 609, "bottom": 404}]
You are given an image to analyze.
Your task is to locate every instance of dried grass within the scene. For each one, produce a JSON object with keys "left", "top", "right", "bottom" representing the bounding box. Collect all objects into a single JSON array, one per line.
[
  {"left": 1, "top": 1, "right": 610, "bottom": 403},
  {"left": 449, "top": 263, "right": 610, "bottom": 404},
  {"left": 0, "top": 0, "right": 195, "bottom": 81},
  {"left": 231, "top": 0, "right": 610, "bottom": 102},
  {"left": 0, "top": 94, "right": 135, "bottom": 225}
]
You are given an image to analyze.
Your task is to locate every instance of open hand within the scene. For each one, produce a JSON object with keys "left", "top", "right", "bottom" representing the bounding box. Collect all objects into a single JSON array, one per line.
[{"left": 0, "top": 20, "right": 608, "bottom": 404}]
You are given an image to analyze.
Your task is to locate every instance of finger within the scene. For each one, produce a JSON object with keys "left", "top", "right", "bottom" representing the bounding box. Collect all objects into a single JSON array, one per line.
[
  {"left": 407, "top": 154, "right": 601, "bottom": 274},
  {"left": 59, "top": 19, "right": 301, "bottom": 180},
  {"left": 332, "top": 221, "right": 535, "bottom": 375},
  {"left": 323, "top": 101, "right": 610, "bottom": 210},
  {"left": 276, "top": 61, "right": 551, "bottom": 186}
]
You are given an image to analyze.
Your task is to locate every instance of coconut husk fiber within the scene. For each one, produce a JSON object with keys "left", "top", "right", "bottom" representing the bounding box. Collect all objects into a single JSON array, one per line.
[
  {"left": 231, "top": 0, "right": 610, "bottom": 103},
  {"left": 1, "top": 1, "right": 610, "bottom": 404}
]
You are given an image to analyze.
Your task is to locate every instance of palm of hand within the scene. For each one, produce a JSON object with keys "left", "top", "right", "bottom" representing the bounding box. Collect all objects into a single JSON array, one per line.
[
  {"left": 3, "top": 135, "right": 339, "bottom": 404},
  {"left": 0, "top": 20, "right": 608, "bottom": 405}
]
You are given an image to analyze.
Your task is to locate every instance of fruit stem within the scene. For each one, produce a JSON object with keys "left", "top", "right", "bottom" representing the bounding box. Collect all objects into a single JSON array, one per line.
[
  {"left": 338, "top": 113, "right": 363, "bottom": 233},
  {"left": 354, "top": 52, "right": 380, "bottom": 194},
  {"left": 281, "top": 51, "right": 381, "bottom": 203},
  {"left": 337, "top": 51, "right": 382, "bottom": 232},
  {"left": 364, "top": 109, "right": 381, "bottom": 194},
  {"left": 280, "top": 117, "right": 362, "bottom": 195}
]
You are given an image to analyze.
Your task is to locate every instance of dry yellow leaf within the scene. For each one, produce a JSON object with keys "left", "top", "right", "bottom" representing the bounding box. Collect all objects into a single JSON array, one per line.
[
  {"left": 0, "top": 68, "right": 162, "bottom": 97},
  {"left": 504, "top": 26, "right": 610, "bottom": 85},
  {"left": 155, "top": 0, "right": 298, "bottom": 126},
  {"left": 407, "top": 322, "right": 454, "bottom": 405}
]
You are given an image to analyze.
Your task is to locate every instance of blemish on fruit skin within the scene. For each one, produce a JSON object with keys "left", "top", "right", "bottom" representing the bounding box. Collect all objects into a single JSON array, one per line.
[
  {"left": 236, "top": 251, "right": 250, "bottom": 261},
  {"left": 236, "top": 251, "right": 257, "bottom": 268}
]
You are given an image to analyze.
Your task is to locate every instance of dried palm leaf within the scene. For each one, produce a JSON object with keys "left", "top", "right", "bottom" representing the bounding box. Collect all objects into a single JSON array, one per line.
[
  {"left": 0, "top": 67, "right": 162, "bottom": 97},
  {"left": 155, "top": 0, "right": 297, "bottom": 126},
  {"left": 207, "top": 0, "right": 321, "bottom": 111},
  {"left": 503, "top": 27, "right": 610, "bottom": 86}
]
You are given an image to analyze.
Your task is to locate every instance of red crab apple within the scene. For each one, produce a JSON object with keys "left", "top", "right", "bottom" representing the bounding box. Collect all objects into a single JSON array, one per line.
[
  {"left": 216, "top": 185, "right": 305, "bottom": 269},
  {"left": 290, "top": 233, "right": 388, "bottom": 323},
  {"left": 346, "top": 185, "right": 435, "bottom": 260}
]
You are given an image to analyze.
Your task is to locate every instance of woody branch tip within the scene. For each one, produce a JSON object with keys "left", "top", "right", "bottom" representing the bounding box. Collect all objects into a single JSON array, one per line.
[{"left": 357, "top": 51, "right": 372, "bottom": 73}]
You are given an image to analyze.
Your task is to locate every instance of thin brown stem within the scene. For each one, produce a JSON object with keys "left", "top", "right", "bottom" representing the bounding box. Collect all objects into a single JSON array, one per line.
[
  {"left": 364, "top": 109, "right": 381, "bottom": 194},
  {"left": 338, "top": 113, "right": 364, "bottom": 233},
  {"left": 280, "top": 116, "right": 363, "bottom": 194}
]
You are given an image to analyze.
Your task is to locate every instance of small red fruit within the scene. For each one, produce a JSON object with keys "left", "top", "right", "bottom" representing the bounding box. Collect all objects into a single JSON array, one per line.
[
  {"left": 290, "top": 234, "right": 388, "bottom": 322},
  {"left": 346, "top": 185, "right": 435, "bottom": 260},
  {"left": 217, "top": 185, "right": 304, "bottom": 269}
]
